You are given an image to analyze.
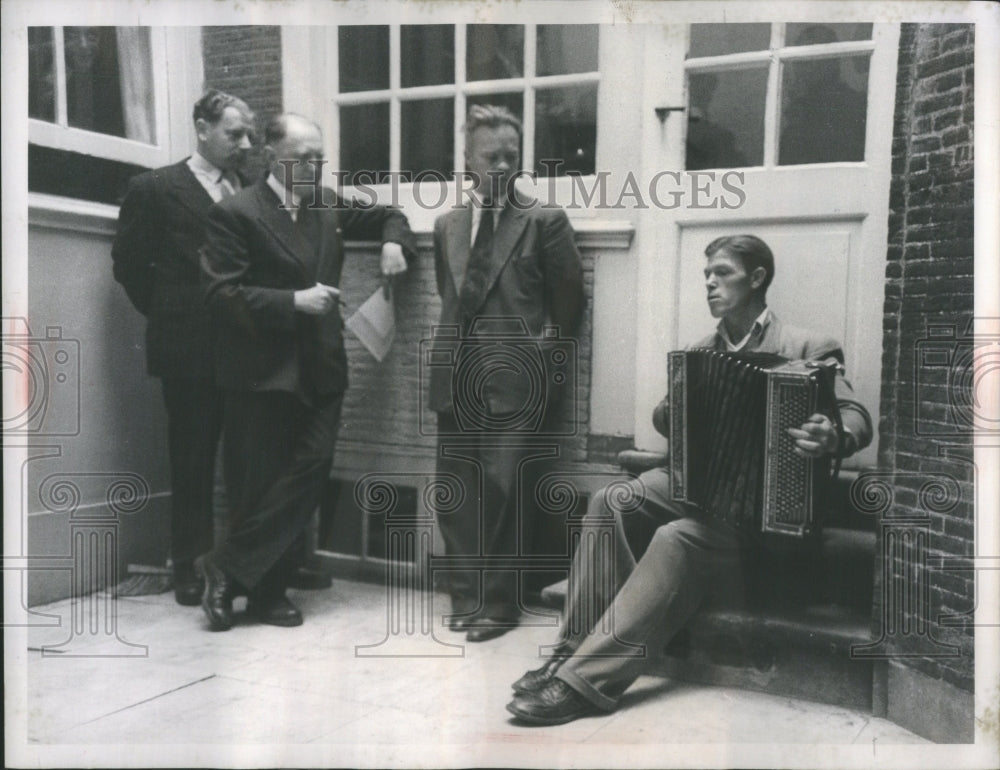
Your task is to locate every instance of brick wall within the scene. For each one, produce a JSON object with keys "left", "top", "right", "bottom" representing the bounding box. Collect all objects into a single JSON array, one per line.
[
  {"left": 201, "top": 26, "right": 283, "bottom": 180},
  {"left": 877, "top": 23, "right": 975, "bottom": 693}
]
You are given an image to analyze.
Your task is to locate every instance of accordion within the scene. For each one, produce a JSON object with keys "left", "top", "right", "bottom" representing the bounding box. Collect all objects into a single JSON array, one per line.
[{"left": 667, "top": 349, "right": 840, "bottom": 538}]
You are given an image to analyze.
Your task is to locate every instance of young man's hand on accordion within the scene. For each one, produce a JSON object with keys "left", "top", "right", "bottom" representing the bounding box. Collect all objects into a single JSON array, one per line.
[{"left": 787, "top": 413, "right": 853, "bottom": 458}]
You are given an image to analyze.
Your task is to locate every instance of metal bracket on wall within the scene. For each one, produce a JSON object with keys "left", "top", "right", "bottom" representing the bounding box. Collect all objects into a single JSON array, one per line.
[{"left": 654, "top": 106, "right": 686, "bottom": 124}]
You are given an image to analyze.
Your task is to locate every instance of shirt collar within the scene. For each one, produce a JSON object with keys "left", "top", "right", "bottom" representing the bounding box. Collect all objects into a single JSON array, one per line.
[
  {"left": 188, "top": 151, "right": 225, "bottom": 182},
  {"left": 718, "top": 307, "right": 771, "bottom": 352},
  {"left": 267, "top": 172, "right": 300, "bottom": 211}
]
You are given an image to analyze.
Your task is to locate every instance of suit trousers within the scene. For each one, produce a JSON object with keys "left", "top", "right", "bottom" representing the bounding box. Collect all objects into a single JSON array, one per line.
[
  {"left": 554, "top": 467, "right": 750, "bottom": 711},
  {"left": 435, "top": 411, "right": 554, "bottom": 621},
  {"left": 160, "top": 377, "right": 223, "bottom": 565},
  {"left": 215, "top": 389, "right": 343, "bottom": 594}
]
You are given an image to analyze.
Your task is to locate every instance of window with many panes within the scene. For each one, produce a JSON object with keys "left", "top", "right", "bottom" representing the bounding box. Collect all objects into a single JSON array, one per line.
[
  {"left": 333, "top": 24, "right": 600, "bottom": 182},
  {"left": 28, "top": 26, "right": 168, "bottom": 203},
  {"left": 685, "top": 22, "right": 873, "bottom": 170}
]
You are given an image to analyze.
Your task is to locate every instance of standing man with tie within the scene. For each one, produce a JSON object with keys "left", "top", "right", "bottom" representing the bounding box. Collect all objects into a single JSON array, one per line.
[
  {"left": 112, "top": 90, "right": 254, "bottom": 606},
  {"left": 197, "top": 113, "right": 417, "bottom": 630},
  {"left": 428, "top": 105, "right": 585, "bottom": 642}
]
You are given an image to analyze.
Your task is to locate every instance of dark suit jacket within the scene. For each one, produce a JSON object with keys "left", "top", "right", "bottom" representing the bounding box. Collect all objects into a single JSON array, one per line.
[
  {"left": 112, "top": 159, "right": 241, "bottom": 378},
  {"left": 429, "top": 194, "right": 584, "bottom": 416},
  {"left": 201, "top": 177, "right": 417, "bottom": 404}
]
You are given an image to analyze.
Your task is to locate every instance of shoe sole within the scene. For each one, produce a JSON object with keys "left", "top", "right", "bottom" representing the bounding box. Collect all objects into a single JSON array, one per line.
[{"left": 505, "top": 701, "right": 596, "bottom": 726}]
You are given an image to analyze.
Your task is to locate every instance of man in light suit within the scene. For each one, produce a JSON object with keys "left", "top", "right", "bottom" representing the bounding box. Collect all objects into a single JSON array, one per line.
[
  {"left": 429, "top": 105, "right": 585, "bottom": 642},
  {"left": 506, "top": 234, "right": 873, "bottom": 724},
  {"left": 197, "top": 113, "right": 417, "bottom": 630},
  {"left": 112, "top": 90, "right": 254, "bottom": 605}
]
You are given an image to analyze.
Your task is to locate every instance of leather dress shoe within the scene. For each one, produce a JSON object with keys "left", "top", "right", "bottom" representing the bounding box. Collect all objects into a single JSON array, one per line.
[
  {"left": 466, "top": 617, "right": 517, "bottom": 643},
  {"left": 247, "top": 594, "right": 304, "bottom": 627},
  {"left": 506, "top": 679, "right": 600, "bottom": 726},
  {"left": 173, "top": 561, "right": 204, "bottom": 607},
  {"left": 447, "top": 614, "right": 474, "bottom": 632},
  {"left": 512, "top": 645, "right": 572, "bottom": 694},
  {"left": 194, "top": 554, "right": 234, "bottom": 631},
  {"left": 286, "top": 566, "right": 332, "bottom": 591}
]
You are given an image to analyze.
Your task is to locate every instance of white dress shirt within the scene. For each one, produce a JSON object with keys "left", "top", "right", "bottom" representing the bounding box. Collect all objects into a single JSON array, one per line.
[
  {"left": 186, "top": 151, "right": 238, "bottom": 203},
  {"left": 718, "top": 307, "right": 771, "bottom": 352}
]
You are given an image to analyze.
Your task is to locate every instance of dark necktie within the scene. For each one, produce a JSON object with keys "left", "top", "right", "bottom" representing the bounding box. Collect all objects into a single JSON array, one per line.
[{"left": 459, "top": 207, "right": 495, "bottom": 322}]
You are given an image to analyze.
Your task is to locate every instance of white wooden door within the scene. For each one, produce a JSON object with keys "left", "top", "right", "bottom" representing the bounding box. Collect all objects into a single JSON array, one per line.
[{"left": 634, "top": 22, "right": 900, "bottom": 468}]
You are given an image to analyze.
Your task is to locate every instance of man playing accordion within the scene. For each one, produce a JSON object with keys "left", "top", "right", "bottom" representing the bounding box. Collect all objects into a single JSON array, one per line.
[{"left": 506, "top": 234, "right": 873, "bottom": 725}]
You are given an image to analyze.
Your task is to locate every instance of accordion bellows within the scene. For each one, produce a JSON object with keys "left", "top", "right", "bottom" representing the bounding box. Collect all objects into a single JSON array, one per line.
[{"left": 667, "top": 349, "right": 838, "bottom": 537}]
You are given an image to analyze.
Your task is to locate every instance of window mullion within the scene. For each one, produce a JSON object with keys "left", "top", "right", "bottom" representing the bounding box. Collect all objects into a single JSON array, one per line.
[
  {"left": 455, "top": 24, "right": 467, "bottom": 175},
  {"left": 328, "top": 28, "right": 341, "bottom": 174},
  {"left": 389, "top": 24, "right": 401, "bottom": 173},
  {"left": 762, "top": 23, "right": 785, "bottom": 167},
  {"left": 522, "top": 24, "right": 537, "bottom": 173},
  {"left": 53, "top": 26, "right": 68, "bottom": 128}
]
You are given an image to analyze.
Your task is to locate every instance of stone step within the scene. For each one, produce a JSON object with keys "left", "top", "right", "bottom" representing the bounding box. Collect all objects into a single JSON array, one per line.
[{"left": 655, "top": 602, "right": 874, "bottom": 711}]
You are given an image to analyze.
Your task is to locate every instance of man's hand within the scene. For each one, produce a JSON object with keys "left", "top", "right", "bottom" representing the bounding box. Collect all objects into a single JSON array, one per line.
[
  {"left": 293, "top": 283, "right": 341, "bottom": 315},
  {"left": 380, "top": 242, "right": 407, "bottom": 277},
  {"left": 787, "top": 413, "right": 839, "bottom": 458}
]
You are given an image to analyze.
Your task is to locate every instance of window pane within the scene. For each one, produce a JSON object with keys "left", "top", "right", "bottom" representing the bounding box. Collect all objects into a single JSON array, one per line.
[
  {"left": 688, "top": 24, "right": 771, "bottom": 57},
  {"left": 339, "top": 26, "right": 389, "bottom": 92},
  {"left": 467, "top": 25, "right": 524, "bottom": 81},
  {"left": 29, "top": 144, "right": 145, "bottom": 205},
  {"left": 536, "top": 25, "right": 598, "bottom": 76},
  {"left": 64, "top": 27, "right": 128, "bottom": 138},
  {"left": 29, "top": 27, "right": 55, "bottom": 122},
  {"left": 400, "top": 98, "right": 454, "bottom": 177},
  {"left": 686, "top": 68, "right": 766, "bottom": 169},
  {"left": 785, "top": 23, "right": 873, "bottom": 46},
  {"left": 401, "top": 25, "right": 454, "bottom": 87},
  {"left": 779, "top": 55, "right": 869, "bottom": 165},
  {"left": 535, "top": 84, "right": 597, "bottom": 176},
  {"left": 340, "top": 103, "right": 390, "bottom": 182}
]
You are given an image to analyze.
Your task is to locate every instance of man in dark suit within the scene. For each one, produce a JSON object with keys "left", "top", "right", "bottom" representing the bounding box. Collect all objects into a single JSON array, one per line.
[
  {"left": 197, "top": 113, "right": 417, "bottom": 630},
  {"left": 112, "top": 90, "right": 254, "bottom": 605},
  {"left": 506, "top": 235, "right": 873, "bottom": 725},
  {"left": 429, "top": 105, "right": 585, "bottom": 642}
]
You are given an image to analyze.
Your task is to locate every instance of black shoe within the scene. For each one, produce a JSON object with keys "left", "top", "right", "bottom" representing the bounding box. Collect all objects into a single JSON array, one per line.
[
  {"left": 512, "top": 645, "right": 572, "bottom": 694},
  {"left": 194, "top": 554, "right": 233, "bottom": 631},
  {"left": 506, "top": 679, "right": 601, "bottom": 726},
  {"left": 247, "top": 594, "right": 304, "bottom": 627},
  {"left": 447, "top": 614, "right": 474, "bottom": 632},
  {"left": 466, "top": 617, "right": 517, "bottom": 643},
  {"left": 173, "top": 561, "right": 204, "bottom": 607},
  {"left": 286, "top": 566, "right": 332, "bottom": 591}
]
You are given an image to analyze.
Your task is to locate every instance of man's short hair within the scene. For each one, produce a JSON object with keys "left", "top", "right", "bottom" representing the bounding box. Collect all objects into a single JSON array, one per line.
[
  {"left": 704, "top": 234, "right": 775, "bottom": 294},
  {"left": 192, "top": 89, "right": 253, "bottom": 125},
  {"left": 464, "top": 104, "right": 523, "bottom": 146},
  {"left": 263, "top": 113, "right": 322, "bottom": 147}
]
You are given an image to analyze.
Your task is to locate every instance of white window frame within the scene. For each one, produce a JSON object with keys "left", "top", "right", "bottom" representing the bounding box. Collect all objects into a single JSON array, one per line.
[
  {"left": 28, "top": 25, "right": 174, "bottom": 169},
  {"left": 684, "top": 24, "right": 877, "bottom": 168},
  {"left": 327, "top": 23, "right": 601, "bottom": 178}
]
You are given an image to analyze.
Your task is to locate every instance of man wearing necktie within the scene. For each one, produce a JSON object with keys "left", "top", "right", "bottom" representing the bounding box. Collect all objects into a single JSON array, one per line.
[
  {"left": 112, "top": 90, "right": 254, "bottom": 606},
  {"left": 197, "top": 113, "right": 417, "bottom": 630},
  {"left": 428, "top": 105, "right": 585, "bottom": 642}
]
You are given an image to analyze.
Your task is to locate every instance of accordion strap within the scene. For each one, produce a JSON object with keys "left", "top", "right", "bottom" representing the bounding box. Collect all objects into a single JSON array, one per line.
[{"left": 807, "top": 358, "right": 844, "bottom": 486}]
